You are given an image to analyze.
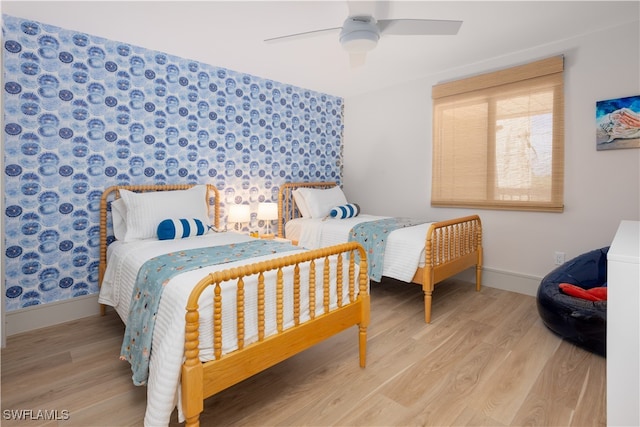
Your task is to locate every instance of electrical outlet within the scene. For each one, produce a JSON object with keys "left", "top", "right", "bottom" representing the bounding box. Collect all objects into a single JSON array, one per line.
[{"left": 554, "top": 251, "right": 566, "bottom": 265}]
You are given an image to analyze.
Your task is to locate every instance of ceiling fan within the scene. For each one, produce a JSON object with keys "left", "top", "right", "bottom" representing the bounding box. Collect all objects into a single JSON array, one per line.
[{"left": 264, "top": 14, "right": 462, "bottom": 67}]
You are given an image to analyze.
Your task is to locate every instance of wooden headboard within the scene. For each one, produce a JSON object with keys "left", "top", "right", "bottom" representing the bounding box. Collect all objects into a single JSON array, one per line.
[
  {"left": 98, "top": 184, "right": 220, "bottom": 288},
  {"left": 277, "top": 181, "right": 337, "bottom": 237}
]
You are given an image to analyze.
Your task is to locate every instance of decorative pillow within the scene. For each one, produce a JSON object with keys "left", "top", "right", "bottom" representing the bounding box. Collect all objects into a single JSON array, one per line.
[
  {"left": 559, "top": 283, "right": 607, "bottom": 301},
  {"left": 329, "top": 203, "right": 360, "bottom": 219},
  {"left": 111, "top": 198, "right": 127, "bottom": 241},
  {"left": 297, "top": 186, "right": 348, "bottom": 219},
  {"left": 157, "top": 218, "right": 206, "bottom": 240},
  {"left": 119, "top": 185, "right": 209, "bottom": 241},
  {"left": 292, "top": 189, "right": 311, "bottom": 218}
]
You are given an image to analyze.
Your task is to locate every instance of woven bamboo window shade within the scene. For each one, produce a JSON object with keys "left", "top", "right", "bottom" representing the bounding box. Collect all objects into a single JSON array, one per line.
[{"left": 431, "top": 55, "right": 565, "bottom": 212}]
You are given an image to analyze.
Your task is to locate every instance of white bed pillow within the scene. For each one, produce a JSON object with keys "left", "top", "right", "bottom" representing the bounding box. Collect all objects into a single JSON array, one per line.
[
  {"left": 297, "top": 186, "right": 348, "bottom": 219},
  {"left": 292, "top": 189, "right": 311, "bottom": 218},
  {"left": 111, "top": 198, "right": 128, "bottom": 241},
  {"left": 119, "top": 185, "right": 209, "bottom": 241}
]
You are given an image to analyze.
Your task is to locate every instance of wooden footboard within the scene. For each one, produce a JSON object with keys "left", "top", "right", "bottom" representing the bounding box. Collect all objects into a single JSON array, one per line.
[
  {"left": 417, "top": 215, "right": 483, "bottom": 323},
  {"left": 181, "top": 242, "right": 370, "bottom": 427}
]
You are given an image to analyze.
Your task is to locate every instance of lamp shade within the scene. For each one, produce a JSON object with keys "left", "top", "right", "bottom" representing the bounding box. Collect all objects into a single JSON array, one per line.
[
  {"left": 257, "top": 202, "right": 278, "bottom": 221},
  {"left": 228, "top": 204, "right": 250, "bottom": 223}
]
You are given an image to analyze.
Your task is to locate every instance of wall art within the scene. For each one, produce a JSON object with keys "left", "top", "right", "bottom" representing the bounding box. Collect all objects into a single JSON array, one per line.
[{"left": 596, "top": 95, "right": 640, "bottom": 150}]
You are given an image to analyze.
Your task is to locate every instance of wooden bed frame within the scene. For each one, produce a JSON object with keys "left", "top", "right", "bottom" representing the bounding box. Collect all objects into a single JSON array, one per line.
[
  {"left": 278, "top": 181, "right": 483, "bottom": 324},
  {"left": 99, "top": 184, "right": 370, "bottom": 427}
]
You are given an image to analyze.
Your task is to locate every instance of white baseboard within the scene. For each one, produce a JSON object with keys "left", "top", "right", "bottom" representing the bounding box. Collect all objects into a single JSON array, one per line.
[
  {"left": 6, "top": 293, "right": 102, "bottom": 336},
  {"left": 454, "top": 267, "right": 542, "bottom": 297}
]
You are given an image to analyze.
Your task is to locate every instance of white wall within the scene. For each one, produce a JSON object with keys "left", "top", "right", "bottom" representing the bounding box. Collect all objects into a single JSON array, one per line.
[{"left": 343, "top": 20, "right": 640, "bottom": 296}]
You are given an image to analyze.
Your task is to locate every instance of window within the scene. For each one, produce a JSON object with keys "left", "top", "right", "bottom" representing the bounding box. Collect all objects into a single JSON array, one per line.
[{"left": 431, "top": 56, "right": 564, "bottom": 212}]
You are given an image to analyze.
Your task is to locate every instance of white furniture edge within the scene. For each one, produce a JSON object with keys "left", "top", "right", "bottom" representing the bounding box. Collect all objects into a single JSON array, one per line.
[{"left": 607, "top": 220, "right": 640, "bottom": 427}]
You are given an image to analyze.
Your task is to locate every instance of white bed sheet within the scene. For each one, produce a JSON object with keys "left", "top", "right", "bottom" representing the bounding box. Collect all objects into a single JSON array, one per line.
[
  {"left": 99, "top": 232, "right": 358, "bottom": 426},
  {"left": 286, "top": 215, "right": 433, "bottom": 283}
]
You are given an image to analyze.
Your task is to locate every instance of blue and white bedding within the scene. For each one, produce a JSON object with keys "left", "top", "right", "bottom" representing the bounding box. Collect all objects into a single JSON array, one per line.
[
  {"left": 286, "top": 214, "right": 433, "bottom": 283},
  {"left": 120, "top": 239, "right": 300, "bottom": 387},
  {"left": 99, "top": 232, "right": 358, "bottom": 426},
  {"left": 348, "top": 218, "right": 428, "bottom": 282}
]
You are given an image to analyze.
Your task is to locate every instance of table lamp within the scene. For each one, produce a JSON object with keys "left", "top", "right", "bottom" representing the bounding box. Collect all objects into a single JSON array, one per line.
[
  {"left": 227, "top": 204, "right": 250, "bottom": 231},
  {"left": 257, "top": 202, "right": 278, "bottom": 238}
]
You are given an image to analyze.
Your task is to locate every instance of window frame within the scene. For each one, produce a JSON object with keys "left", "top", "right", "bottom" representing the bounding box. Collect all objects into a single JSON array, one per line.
[{"left": 431, "top": 56, "right": 565, "bottom": 212}]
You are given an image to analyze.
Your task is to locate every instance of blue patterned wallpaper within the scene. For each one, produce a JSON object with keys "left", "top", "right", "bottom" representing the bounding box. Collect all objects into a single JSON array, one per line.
[{"left": 2, "top": 15, "right": 344, "bottom": 311}]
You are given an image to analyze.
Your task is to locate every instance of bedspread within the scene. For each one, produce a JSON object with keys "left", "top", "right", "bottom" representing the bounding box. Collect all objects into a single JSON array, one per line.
[
  {"left": 348, "top": 218, "right": 427, "bottom": 281},
  {"left": 99, "top": 233, "right": 359, "bottom": 426},
  {"left": 121, "top": 239, "right": 299, "bottom": 386},
  {"left": 286, "top": 215, "right": 433, "bottom": 282}
]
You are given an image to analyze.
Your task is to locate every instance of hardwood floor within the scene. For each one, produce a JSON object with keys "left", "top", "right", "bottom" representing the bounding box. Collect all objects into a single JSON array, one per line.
[{"left": 1, "top": 279, "right": 606, "bottom": 426}]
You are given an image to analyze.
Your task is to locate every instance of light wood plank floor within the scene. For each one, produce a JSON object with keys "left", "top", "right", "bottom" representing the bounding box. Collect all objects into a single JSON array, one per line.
[{"left": 1, "top": 279, "right": 606, "bottom": 426}]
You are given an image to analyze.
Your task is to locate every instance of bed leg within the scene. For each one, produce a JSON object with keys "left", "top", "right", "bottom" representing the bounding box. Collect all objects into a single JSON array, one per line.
[
  {"left": 476, "top": 264, "right": 482, "bottom": 292},
  {"left": 184, "top": 415, "right": 200, "bottom": 427},
  {"left": 358, "top": 294, "right": 370, "bottom": 368},
  {"left": 358, "top": 326, "right": 367, "bottom": 368},
  {"left": 182, "top": 362, "right": 203, "bottom": 427},
  {"left": 423, "top": 290, "right": 433, "bottom": 324},
  {"left": 100, "top": 304, "right": 106, "bottom": 316}
]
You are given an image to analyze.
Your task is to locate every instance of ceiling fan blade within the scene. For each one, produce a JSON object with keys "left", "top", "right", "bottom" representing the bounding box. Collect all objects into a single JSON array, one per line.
[
  {"left": 377, "top": 19, "right": 462, "bottom": 36},
  {"left": 264, "top": 27, "right": 341, "bottom": 44},
  {"left": 349, "top": 52, "right": 367, "bottom": 68}
]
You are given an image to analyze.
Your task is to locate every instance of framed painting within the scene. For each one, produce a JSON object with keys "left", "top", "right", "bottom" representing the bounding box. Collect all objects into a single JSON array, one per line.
[{"left": 596, "top": 95, "right": 640, "bottom": 150}]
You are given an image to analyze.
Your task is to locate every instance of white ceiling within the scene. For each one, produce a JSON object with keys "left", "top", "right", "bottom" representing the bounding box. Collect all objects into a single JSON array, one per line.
[{"left": 2, "top": 1, "right": 639, "bottom": 98}]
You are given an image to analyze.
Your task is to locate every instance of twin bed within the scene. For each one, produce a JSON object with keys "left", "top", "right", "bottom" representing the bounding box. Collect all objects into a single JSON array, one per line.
[
  {"left": 98, "top": 184, "right": 369, "bottom": 427},
  {"left": 277, "top": 181, "right": 483, "bottom": 324},
  {"left": 98, "top": 182, "right": 482, "bottom": 426}
]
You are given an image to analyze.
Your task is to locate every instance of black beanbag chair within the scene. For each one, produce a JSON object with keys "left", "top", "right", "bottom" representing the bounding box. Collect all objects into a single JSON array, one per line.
[{"left": 536, "top": 247, "right": 608, "bottom": 356}]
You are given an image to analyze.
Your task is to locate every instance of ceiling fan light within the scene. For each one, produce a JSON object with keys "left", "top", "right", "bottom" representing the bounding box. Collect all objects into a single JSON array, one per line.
[
  {"left": 339, "top": 16, "right": 380, "bottom": 53},
  {"left": 340, "top": 30, "right": 379, "bottom": 53}
]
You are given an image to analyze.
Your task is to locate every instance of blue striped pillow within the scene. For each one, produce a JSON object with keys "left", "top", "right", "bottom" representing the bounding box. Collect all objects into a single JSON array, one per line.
[
  {"left": 157, "top": 218, "right": 206, "bottom": 240},
  {"left": 329, "top": 203, "right": 360, "bottom": 219}
]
